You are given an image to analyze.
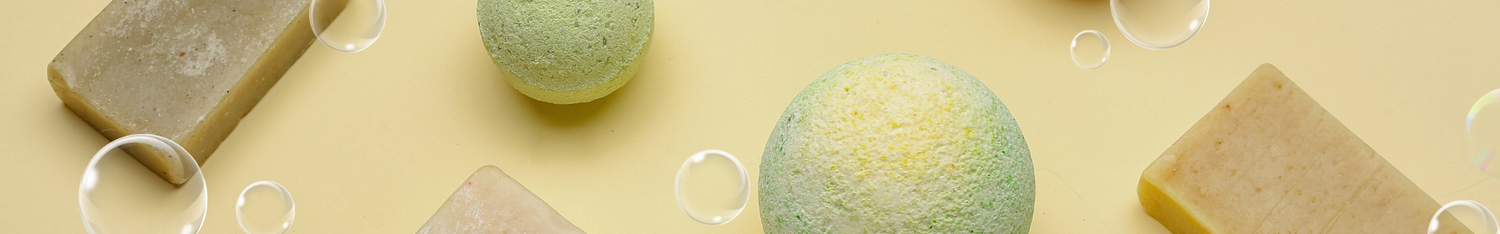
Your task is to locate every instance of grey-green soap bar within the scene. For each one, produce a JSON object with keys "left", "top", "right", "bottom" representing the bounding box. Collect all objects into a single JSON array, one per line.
[{"left": 48, "top": 0, "right": 342, "bottom": 185}]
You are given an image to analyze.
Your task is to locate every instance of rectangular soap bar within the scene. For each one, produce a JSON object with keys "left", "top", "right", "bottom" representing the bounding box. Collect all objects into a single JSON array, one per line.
[
  {"left": 1138, "top": 64, "right": 1472, "bottom": 233},
  {"left": 417, "top": 165, "right": 585, "bottom": 234},
  {"left": 47, "top": 0, "right": 340, "bottom": 185}
]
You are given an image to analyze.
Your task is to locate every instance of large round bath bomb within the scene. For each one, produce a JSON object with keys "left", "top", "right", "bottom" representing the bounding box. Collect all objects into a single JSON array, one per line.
[
  {"left": 759, "top": 54, "right": 1035, "bottom": 233},
  {"left": 478, "top": 0, "right": 653, "bottom": 104}
]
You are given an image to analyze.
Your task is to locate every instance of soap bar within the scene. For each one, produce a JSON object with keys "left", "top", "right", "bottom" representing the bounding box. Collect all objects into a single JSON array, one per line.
[
  {"left": 1138, "top": 64, "right": 1471, "bottom": 233},
  {"left": 416, "top": 165, "right": 585, "bottom": 234},
  {"left": 48, "top": 0, "right": 337, "bottom": 185}
]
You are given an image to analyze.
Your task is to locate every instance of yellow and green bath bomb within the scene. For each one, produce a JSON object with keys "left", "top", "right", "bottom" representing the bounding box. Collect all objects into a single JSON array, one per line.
[
  {"left": 478, "top": 0, "right": 653, "bottom": 104},
  {"left": 759, "top": 54, "right": 1035, "bottom": 233}
]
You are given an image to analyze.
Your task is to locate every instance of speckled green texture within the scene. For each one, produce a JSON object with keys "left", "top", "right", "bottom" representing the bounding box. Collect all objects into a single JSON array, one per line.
[
  {"left": 759, "top": 54, "right": 1035, "bottom": 233},
  {"left": 478, "top": 0, "right": 653, "bottom": 104}
]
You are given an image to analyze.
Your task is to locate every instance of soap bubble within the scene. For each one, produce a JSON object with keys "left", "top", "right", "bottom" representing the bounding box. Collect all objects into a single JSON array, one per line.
[
  {"left": 674, "top": 150, "right": 749, "bottom": 225},
  {"left": 310, "top": 0, "right": 386, "bottom": 53},
  {"left": 1071, "top": 30, "right": 1110, "bottom": 70},
  {"left": 79, "top": 134, "right": 207, "bottom": 234},
  {"left": 1428, "top": 200, "right": 1498, "bottom": 234},
  {"left": 1467, "top": 89, "right": 1500, "bottom": 178},
  {"left": 236, "top": 181, "right": 295, "bottom": 234},
  {"left": 1111, "top": 0, "right": 1209, "bottom": 50}
]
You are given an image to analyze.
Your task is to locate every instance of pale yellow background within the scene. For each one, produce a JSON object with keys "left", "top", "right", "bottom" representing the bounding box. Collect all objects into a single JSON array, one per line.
[{"left": 4, "top": 0, "right": 1500, "bottom": 233}]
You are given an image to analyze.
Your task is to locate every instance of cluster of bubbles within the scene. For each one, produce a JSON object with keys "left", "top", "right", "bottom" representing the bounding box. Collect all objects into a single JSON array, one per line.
[
  {"left": 1071, "top": 1, "right": 1500, "bottom": 229},
  {"left": 78, "top": 134, "right": 296, "bottom": 234},
  {"left": 1071, "top": 0, "right": 1210, "bottom": 69},
  {"left": 82, "top": 0, "right": 1500, "bottom": 231}
]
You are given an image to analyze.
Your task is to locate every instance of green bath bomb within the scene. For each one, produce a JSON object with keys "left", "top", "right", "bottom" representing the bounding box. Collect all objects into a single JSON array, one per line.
[
  {"left": 759, "top": 54, "right": 1035, "bottom": 233},
  {"left": 478, "top": 0, "right": 653, "bottom": 104}
]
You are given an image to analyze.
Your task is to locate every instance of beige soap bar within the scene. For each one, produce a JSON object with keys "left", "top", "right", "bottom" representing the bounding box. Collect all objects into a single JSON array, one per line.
[
  {"left": 417, "top": 165, "right": 585, "bottom": 234},
  {"left": 1138, "top": 64, "right": 1471, "bottom": 233},
  {"left": 48, "top": 0, "right": 345, "bottom": 185}
]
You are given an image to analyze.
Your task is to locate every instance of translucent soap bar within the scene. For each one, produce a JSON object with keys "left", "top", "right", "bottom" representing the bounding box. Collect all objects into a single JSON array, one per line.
[{"left": 416, "top": 165, "right": 584, "bottom": 234}]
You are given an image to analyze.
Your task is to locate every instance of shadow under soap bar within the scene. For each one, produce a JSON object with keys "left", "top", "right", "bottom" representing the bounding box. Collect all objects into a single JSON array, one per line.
[
  {"left": 1138, "top": 64, "right": 1471, "bottom": 233},
  {"left": 48, "top": 0, "right": 342, "bottom": 185}
]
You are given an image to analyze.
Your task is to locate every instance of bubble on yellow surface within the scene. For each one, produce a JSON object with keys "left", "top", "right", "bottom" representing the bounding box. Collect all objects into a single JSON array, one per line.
[
  {"left": 675, "top": 150, "right": 749, "bottom": 225},
  {"left": 1071, "top": 30, "right": 1110, "bottom": 70},
  {"left": 237, "top": 181, "right": 295, "bottom": 234},
  {"left": 1111, "top": 0, "right": 1208, "bottom": 50}
]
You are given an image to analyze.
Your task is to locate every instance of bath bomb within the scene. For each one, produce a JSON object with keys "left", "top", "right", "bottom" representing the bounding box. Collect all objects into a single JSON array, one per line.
[
  {"left": 759, "top": 54, "right": 1035, "bottom": 233},
  {"left": 478, "top": 0, "right": 654, "bottom": 104}
]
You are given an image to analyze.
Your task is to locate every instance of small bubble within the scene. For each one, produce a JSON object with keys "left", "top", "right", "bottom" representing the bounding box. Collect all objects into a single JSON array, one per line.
[
  {"left": 1427, "top": 200, "right": 1498, "bottom": 234},
  {"left": 1071, "top": 30, "right": 1110, "bottom": 70},
  {"left": 674, "top": 150, "right": 749, "bottom": 225},
  {"left": 1111, "top": 0, "right": 1209, "bottom": 50},
  {"left": 1467, "top": 89, "right": 1500, "bottom": 178},
  {"left": 310, "top": 0, "right": 385, "bottom": 53},
  {"left": 236, "top": 181, "right": 295, "bottom": 234}
]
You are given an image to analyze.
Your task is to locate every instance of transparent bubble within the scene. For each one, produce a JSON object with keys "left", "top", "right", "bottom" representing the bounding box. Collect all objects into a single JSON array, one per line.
[
  {"left": 236, "top": 181, "right": 295, "bottom": 234},
  {"left": 310, "top": 0, "right": 386, "bottom": 53},
  {"left": 79, "top": 134, "right": 207, "bottom": 234},
  {"left": 1428, "top": 200, "right": 1498, "bottom": 234},
  {"left": 1468, "top": 89, "right": 1500, "bottom": 178},
  {"left": 1110, "top": 0, "right": 1209, "bottom": 50},
  {"left": 674, "top": 150, "right": 749, "bottom": 225},
  {"left": 1071, "top": 30, "right": 1110, "bottom": 70}
]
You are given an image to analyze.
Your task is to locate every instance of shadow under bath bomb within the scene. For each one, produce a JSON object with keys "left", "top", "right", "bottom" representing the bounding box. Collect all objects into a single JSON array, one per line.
[{"left": 478, "top": 0, "right": 654, "bottom": 104}]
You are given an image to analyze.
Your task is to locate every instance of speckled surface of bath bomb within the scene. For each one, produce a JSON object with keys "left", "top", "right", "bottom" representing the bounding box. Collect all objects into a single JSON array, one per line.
[
  {"left": 478, "top": 0, "right": 653, "bottom": 104},
  {"left": 759, "top": 54, "right": 1035, "bottom": 233}
]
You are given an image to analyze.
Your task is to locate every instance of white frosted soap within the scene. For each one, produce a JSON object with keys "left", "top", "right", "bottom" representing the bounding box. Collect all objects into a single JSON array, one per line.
[{"left": 416, "top": 165, "right": 585, "bottom": 234}]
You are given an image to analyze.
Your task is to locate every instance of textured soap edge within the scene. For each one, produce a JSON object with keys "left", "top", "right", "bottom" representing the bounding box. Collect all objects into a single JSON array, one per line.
[
  {"left": 1133, "top": 64, "right": 1286, "bottom": 234},
  {"left": 45, "top": 0, "right": 326, "bottom": 185},
  {"left": 1351, "top": 163, "right": 1474, "bottom": 234},
  {"left": 1139, "top": 154, "right": 1217, "bottom": 234},
  {"left": 46, "top": 0, "right": 188, "bottom": 185},
  {"left": 179, "top": 0, "right": 322, "bottom": 165}
]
